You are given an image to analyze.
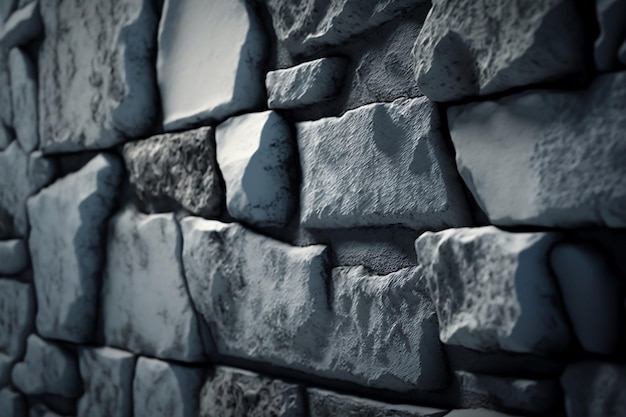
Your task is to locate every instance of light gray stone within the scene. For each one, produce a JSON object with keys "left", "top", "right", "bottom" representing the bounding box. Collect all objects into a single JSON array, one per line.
[
  {"left": 0, "top": 122, "right": 12, "bottom": 149},
  {"left": 200, "top": 366, "right": 304, "bottom": 417},
  {"left": 416, "top": 226, "right": 570, "bottom": 354},
  {"left": 595, "top": 0, "right": 626, "bottom": 71},
  {"left": 412, "top": 0, "right": 585, "bottom": 102},
  {"left": 38, "top": 0, "right": 159, "bottom": 152},
  {"left": 266, "top": 58, "right": 347, "bottom": 109},
  {"left": 133, "top": 356, "right": 203, "bottom": 417},
  {"left": 77, "top": 347, "right": 135, "bottom": 417},
  {"left": 0, "top": 0, "right": 17, "bottom": 26},
  {"left": 157, "top": 0, "right": 266, "bottom": 131},
  {"left": 0, "top": 49, "right": 11, "bottom": 127},
  {"left": 102, "top": 207, "right": 204, "bottom": 362},
  {"left": 11, "top": 335, "right": 81, "bottom": 398},
  {"left": 28, "top": 153, "right": 121, "bottom": 343},
  {"left": 123, "top": 127, "right": 223, "bottom": 217},
  {"left": 9, "top": 48, "right": 38, "bottom": 152},
  {"left": 216, "top": 111, "right": 296, "bottom": 227},
  {"left": 0, "top": 239, "right": 28, "bottom": 275},
  {"left": 0, "top": 388, "right": 26, "bottom": 417},
  {"left": 448, "top": 71, "right": 626, "bottom": 228},
  {"left": 0, "top": 1, "right": 42, "bottom": 48}
]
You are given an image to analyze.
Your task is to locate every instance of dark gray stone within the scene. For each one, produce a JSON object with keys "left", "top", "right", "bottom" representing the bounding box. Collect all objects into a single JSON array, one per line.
[
  {"left": 0, "top": 388, "right": 26, "bottom": 417},
  {"left": 561, "top": 362, "right": 626, "bottom": 417},
  {"left": 0, "top": 1, "right": 42, "bottom": 48},
  {"left": 0, "top": 239, "right": 28, "bottom": 275},
  {"left": 595, "top": 0, "right": 626, "bottom": 71}
]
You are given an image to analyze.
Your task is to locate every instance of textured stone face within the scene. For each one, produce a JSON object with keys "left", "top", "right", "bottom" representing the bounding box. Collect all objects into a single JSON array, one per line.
[
  {"left": 595, "top": 0, "right": 626, "bottom": 71},
  {"left": 561, "top": 362, "right": 626, "bottom": 417},
  {"left": 416, "top": 226, "right": 570, "bottom": 354},
  {"left": 297, "top": 97, "right": 470, "bottom": 229},
  {"left": 102, "top": 207, "right": 204, "bottom": 362},
  {"left": 157, "top": 0, "right": 266, "bottom": 131},
  {"left": 412, "top": 0, "right": 585, "bottom": 102},
  {"left": 123, "top": 127, "right": 223, "bottom": 217},
  {"left": 0, "top": 1, "right": 43, "bottom": 48},
  {"left": 10, "top": 48, "right": 38, "bottom": 153},
  {"left": 0, "top": 239, "right": 28, "bottom": 275},
  {"left": 216, "top": 111, "right": 296, "bottom": 227},
  {"left": 449, "top": 71, "right": 626, "bottom": 227},
  {"left": 38, "top": 0, "right": 159, "bottom": 152},
  {"left": 28, "top": 154, "right": 122, "bottom": 343}
]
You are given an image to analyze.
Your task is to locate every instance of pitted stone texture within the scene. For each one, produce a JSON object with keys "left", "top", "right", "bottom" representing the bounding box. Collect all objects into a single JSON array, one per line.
[
  {"left": 38, "top": 0, "right": 159, "bottom": 152},
  {"left": 77, "top": 347, "right": 135, "bottom": 417},
  {"left": 416, "top": 226, "right": 570, "bottom": 354},
  {"left": 216, "top": 111, "right": 296, "bottom": 227},
  {"left": 158, "top": 0, "right": 266, "bottom": 131},
  {"left": 133, "top": 357, "right": 203, "bottom": 417},
  {"left": 102, "top": 207, "right": 204, "bottom": 362},
  {"left": 0, "top": 239, "right": 28, "bottom": 275},
  {"left": 308, "top": 389, "right": 448, "bottom": 417},
  {"left": 123, "top": 127, "right": 223, "bottom": 217},
  {"left": 562, "top": 362, "right": 626, "bottom": 417},
  {"left": 0, "top": 49, "right": 11, "bottom": 127},
  {"left": 9, "top": 48, "right": 38, "bottom": 152},
  {"left": 449, "top": 71, "right": 626, "bottom": 227},
  {"left": 0, "top": 1, "right": 42, "bottom": 48},
  {"left": 0, "top": 388, "right": 26, "bottom": 417},
  {"left": 412, "top": 0, "right": 585, "bottom": 102},
  {"left": 28, "top": 154, "right": 122, "bottom": 343},
  {"left": 0, "top": 141, "right": 55, "bottom": 237},
  {"left": 11, "top": 335, "right": 81, "bottom": 398},
  {"left": 199, "top": 367, "right": 304, "bottom": 417},
  {"left": 595, "top": 0, "right": 626, "bottom": 71},
  {"left": 297, "top": 97, "right": 470, "bottom": 230},
  {"left": 266, "top": 58, "right": 347, "bottom": 109}
]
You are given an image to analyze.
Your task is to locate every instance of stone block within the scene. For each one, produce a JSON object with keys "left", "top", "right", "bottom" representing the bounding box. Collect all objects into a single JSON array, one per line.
[
  {"left": 561, "top": 362, "right": 626, "bottom": 417},
  {"left": 0, "top": 239, "right": 28, "bottom": 275},
  {"left": 9, "top": 48, "right": 38, "bottom": 152},
  {"left": 0, "top": 1, "right": 42, "bottom": 48}
]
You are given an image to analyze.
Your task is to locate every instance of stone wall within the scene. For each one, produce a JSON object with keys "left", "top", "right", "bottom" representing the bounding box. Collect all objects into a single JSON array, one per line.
[{"left": 1, "top": 0, "right": 625, "bottom": 416}]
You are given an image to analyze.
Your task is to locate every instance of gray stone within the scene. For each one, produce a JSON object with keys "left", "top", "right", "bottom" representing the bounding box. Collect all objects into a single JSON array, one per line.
[
  {"left": 0, "top": 141, "right": 55, "bottom": 237},
  {"left": 0, "top": 0, "right": 17, "bottom": 27},
  {"left": 620, "top": 38, "right": 626, "bottom": 64},
  {"left": 444, "top": 410, "right": 518, "bottom": 417},
  {"left": 102, "top": 207, "right": 204, "bottom": 362},
  {"left": 11, "top": 335, "right": 81, "bottom": 398},
  {"left": 38, "top": 0, "right": 159, "bottom": 152},
  {"left": 0, "top": 122, "right": 12, "bottom": 149},
  {"left": 9, "top": 48, "right": 38, "bottom": 152},
  {"left": 595, "top": 0, "right": 626, "bottom": 71},
  {"left": 123, "top": 127, "right": 223, "bottom": 217},
  {"left": 416, "top": 226, "right": 570, "bottom": 354},
  {"left": 77, "top": 347, "right": 135, "bottom": 417},
  {"left": 0, "top": 49, "right": 11, "bottom": 127},
  {"left": 298, "top": 97, "right": 470, "bottom": 229},
  {"left": 266, "top": 58, "right": 347, "bottom": 109},
  {"left": 133, "top": 356, "right": 203, "bottom": 417},
  {"left": 157, "top": 0, "right": 266, "bottom": 131},
  {"left": 0, "top": 1, "right": 42, "bottom": 48},
  {"left": 561, "top": 362, "right": 626, "bottom": 417},
  {"left": 0, "top": 239, "right": 28, "bottom": 275},
  {"left": 28, "top": 405, "right": 64, "bottom": 417},
  {"left": 412, "top": 0, "right": 585, "bottom": 102},
  {"left": 199, "top": 366, "right": 304, "bottom": 417},
  {"left": 216, "top": 111, "right": 296, "bottom": 227},
  {"left": 0, "top": 388, "right": 26, "bottom": 417},
  {"left": 28, "top": 153, "right": 121, "bottom": 343},
  {"left": 448, "top": 71, "right": 626, "bottom": 227}
]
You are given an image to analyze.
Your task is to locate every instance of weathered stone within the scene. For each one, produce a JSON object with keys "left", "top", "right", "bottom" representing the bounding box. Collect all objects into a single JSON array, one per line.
[
  {"left": 561, "top": 362, "right": 626, "bottom": 417},
  {"left": 0, "top": 1, "right": 42, "bottom": 48},
  {"left": 200, "top": 366, "right": 304, "bottom": 417},
  {"left": 38, "top": 0, "right": 159, "bottom": 152},
  {"left": 102, "top": 207, "right": 204, "bottom": 362},
  {"left": 416, "top": 226, "right": 570, "bottom": 354},
  {"left": 157, "top": 0, "right": 266, "bottom": 131},
  {"left": 123, "top": 127, "right": 223, "bottom": 217},
  {"left": 0, "top": 122, "right": 12, "bottom": 150},
  {"left": 11, "top": 335, "right": 81, "bottom": 398},
  {"left": 448, "top": 71, "right": 626, "bottom": 227},
  {"left": 133, "top": 357, "right": 203, "bottom": 417},
  {"left": 0, "top": 49, "right": 11, "bottom": 127},
  {"left": 77, "top": 347, "right": 135, "bottom": 417},
  {"left": 9, "top": 48, "right": 38, "bottom": 152},
  {"left": 595, "top": 0, "right": 626, "bottom": 71},
  {"left": 216, "top": 111, "right": 296, "bottom": 227},
  {"left": 297, "top": 97, "right": 470, "bottom": 229},
  {"left": 412, "top": 0, "right": 585, "bottom": 102},
  {"left": 28, "top": 153, "right": 121, "bottom": 343},
  {"left": 444, "top": 410, "right": 518, "bottom": 417},
  {"left": 266, "top": 58, "right": 347, "bottom": 109},
  {"left": 0, "top": 0, "right": 17, "bottom": 27},
  {"left": 0, "top": 388, "right": 26, "bottom": 417},
  {"left": 0, "top": 239, "right": 28, "bottom": 275}
]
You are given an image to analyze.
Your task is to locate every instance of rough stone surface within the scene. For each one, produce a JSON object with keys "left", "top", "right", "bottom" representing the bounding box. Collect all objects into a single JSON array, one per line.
[
  {"left": 415, "top": 226, "right": 570, "bottom": 354},
  {"left": 102, "top": 207, "right": 204, "bottom": 362},
  {"left": 0, "top": 239, "right": 28, "bottom": 275},
  {"left": 0, "top": 122, "right": 12, "bottom": 150},
  {"left": 133, "top": 357, "right": 203, "bottom": 417},
  {"left": 157, "top": 0, "right": 266, "bottom": 131},
  {"left": 216, "top": 111, "right": 296, "bottom": 227},
  {"left": 199, "top": 366, "right": 304, "bottom": 417},
  {"left": 11, "top": 335, "right": 81, "bottom": 398},
  {"left": 297, "top": 97, "right": 471, "bottom": 229},
  {"left": 448, "top": 71, "right": 626, "bottom": 227},
  {"left": 0, "top": 141, "right": 55, "bottom": 238},
  {"left": 595, "top": 0, "right": 626, "bottom": 71},
  {"left": 0, "top": 49, "right": 11, "bottom": 127},
  {"left": 0, "top": 1, "right": 42, "bottom": 48},
  {"left": 77, "top": 347, "right": 135, "bottom": 417},
  {"left": 38, "top": 0, "right": 159, "bottom": 152},
  {"left": 0, "top": 388, "right": 26, "bottom": 417},
  {"left": 266, "top": 58, "right": 347, "bottom": 109},
  {"left": 28, "top": 153, "right": 122, "bottom": 343},
  {"left": 412, "top": 0, "right": 585, "bottom": 102},
  {"left": 9, "top": 47, "right": 38, "bottom": 152},
  {"left": 0, "top": 0, "right": 17, "bottom": 27},
  {"left": 123, "top": 127, "right": 223, "bottom": 217},
  {"left": 561, "top": 361, "right": 626, "bottom": 417}
]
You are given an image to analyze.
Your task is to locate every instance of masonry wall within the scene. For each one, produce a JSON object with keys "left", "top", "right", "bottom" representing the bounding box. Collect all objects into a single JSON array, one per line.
[{"left": 1, "top": 0, "right": 625, "bottom": 416}]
